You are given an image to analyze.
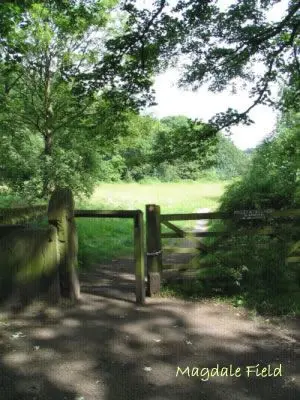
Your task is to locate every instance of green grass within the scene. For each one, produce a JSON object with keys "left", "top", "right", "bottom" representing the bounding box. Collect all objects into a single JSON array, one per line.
[
  {"left": 75, "top": 180, "right": 229, "bottom": 267},
  {"left": 78, "top": 181, "right": 227, "bottom": 211},
  {"left": 0, "top": 180, "right": 229, "bottom": 268},
  {"left": 1, "top": 181, "right": 298, "bottom": 316}
]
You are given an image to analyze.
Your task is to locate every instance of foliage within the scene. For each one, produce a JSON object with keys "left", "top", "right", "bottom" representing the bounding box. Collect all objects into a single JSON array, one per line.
[
  {"left": 123, "top": 116, "right": 249, "bottom": 182},
  {"left": 82, "top": 113, "right": 249, "bottom": 183},
  {"left": 119, "top": 0, "right": 300, "bottom": 129},
  {"left": 0, "top": 1, "right": 158, "bottom": 200},
  {"left": 151, "top": 116, "right": 218, "bottom": 167},
  {"left": 193, "top": 113, "right": 300, "bottom": 315},
  {"left": 212, "top": 134, "right": 250, "bottom": 179},
  {"left": 93, "top": 114, "right": 220, "bottom": 182},
  {"left": 220, "top": 114, "right": 300, "bottom": 211}
]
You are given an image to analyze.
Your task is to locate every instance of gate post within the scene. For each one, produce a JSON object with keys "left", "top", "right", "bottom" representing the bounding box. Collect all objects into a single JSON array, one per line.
[
  {"left": 48, "top": 188, "right": 80, "bottom": 302},
  {"left": 146, "top": 204, "right": 162, "bottom": 296},
  {"left": 134, "top": 210, "right": 145, "bottom": 304}
]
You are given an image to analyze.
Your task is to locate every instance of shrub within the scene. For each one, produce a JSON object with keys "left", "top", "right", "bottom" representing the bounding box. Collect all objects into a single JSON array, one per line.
[{"left": 193, "top": 115, "right": 300, "bottom": 315}]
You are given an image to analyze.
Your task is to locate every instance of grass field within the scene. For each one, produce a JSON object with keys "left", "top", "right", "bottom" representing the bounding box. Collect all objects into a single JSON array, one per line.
[
  {"left": 76, "top": 181, "right": 230, "bottom": 267},
  {"left": 77, "top": 181, "right": 228, "bottom": 211},
  {"left": 0, "top": 181, "right": 229, "bottom": 267}
]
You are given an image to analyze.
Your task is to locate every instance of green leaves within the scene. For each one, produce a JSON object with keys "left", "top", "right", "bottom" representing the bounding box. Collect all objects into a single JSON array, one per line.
[
  {"left": 151, "top": 116, "right": 218, "bottom": 166},
  {"left": 123, "top": 0, "right": 300, "bottom": 128},
  {"left": 214, "top": 134, "right": 250, "bottom": 179},
  {"left": 220, "top": 111, "right": 300, "bottom": 213},
  {"left": 0, "top": 0, "right": 166, "bottom": 199}
]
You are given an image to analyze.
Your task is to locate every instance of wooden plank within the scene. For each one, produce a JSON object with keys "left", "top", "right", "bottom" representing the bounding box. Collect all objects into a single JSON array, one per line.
[
  {"left": 74, "top": 210, "right": 138, "bottom": 218},
  {"left": 161, "top": 220, "right": 185, "bottom": 237},
  {"left": 163, "top": 261, "right": 215, "bottom": 270},
  {"left": 163, "top": 264, "right": 187, "bottom": 270},
  {"left": 146, "top": 204, "right": 162, "bottom": 296},
  {"left": 161, "top": 232, "right": 181, "bottom": 239},
  {"left": 160, "top": 209, "right": 300, "bottom": 222},
  {"left": 162, "top": 226, "right": 275, "bottom": 239},
  {"left": 161, "top": 231, "right": 223, "bottom": 238},
  {"left": 163, "top": 269, "right": 199, "bottom": 278},
  {"left": 134, "top": 210, "right": 145, "bottom": 304},
  {"left": 163, "top": 247, "right": 199, "bottom": 254},
  {"left": 286, "top": 256, "right": 300, "bottom": 263},
  {"left": 163, "top": 265, "right": 190, "bottom": 272},
  {"left": 161, "top": 212, "right": 230, "bottom": 221},
  {"left": 272, "top": 209, "right": 300, "bottom": 217},
  {"left": 288, "top": 241, "right": 300, "bottom": 255}
]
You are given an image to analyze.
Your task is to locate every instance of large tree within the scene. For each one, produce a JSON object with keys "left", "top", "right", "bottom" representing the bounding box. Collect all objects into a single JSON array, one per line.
[{"left": 0, "top": 0, "right": 157, "bottom": 199}]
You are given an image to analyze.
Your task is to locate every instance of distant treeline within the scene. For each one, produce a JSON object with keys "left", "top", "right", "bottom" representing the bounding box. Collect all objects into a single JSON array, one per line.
[{"left": 95, "top": 115, "right": 251, "bottom": 183}]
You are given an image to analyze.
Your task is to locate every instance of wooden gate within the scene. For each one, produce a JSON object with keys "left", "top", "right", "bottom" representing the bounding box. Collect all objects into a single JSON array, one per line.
[{"left": 146, "top": 205, "right": 300, "bottom": 296}]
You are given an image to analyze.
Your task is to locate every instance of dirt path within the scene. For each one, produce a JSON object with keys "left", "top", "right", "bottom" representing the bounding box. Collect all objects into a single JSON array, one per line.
[{"left": 0, "top": 258, "right": 299, "bottom": 400}]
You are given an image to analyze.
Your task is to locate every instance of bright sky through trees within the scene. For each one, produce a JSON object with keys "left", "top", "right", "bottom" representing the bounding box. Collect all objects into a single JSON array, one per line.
[{"left": 145, "top": 0, "right": 290, "bottom": 150}]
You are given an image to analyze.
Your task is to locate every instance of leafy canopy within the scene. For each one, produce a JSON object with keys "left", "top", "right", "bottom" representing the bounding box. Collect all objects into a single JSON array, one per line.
[
  {"left": 0, "top": 0, "right": 158, "bottom": 199},
  {"left": 119, "top": 0, "right": 300, "bottom": 129}
]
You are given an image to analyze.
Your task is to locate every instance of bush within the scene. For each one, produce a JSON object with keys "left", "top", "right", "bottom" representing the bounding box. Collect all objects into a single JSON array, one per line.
[
  {"left": 214, "top": 134, "right": 250, "bottom": 179},
  {"left": 192, "top": 115, "right": 300, "bottom": 315}
]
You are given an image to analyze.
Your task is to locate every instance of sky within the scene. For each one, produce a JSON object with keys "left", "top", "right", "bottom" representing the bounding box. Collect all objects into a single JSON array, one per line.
[{"left": 144, "top": 0, "right": 289, "bottom": 150}]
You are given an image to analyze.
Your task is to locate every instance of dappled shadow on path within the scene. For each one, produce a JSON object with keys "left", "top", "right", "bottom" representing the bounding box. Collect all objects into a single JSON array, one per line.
[
  {"left": 80, "top": 259, "right": 137, "bottom": 303},
  {"left": 0, "top": 258, "right": 299, "bottom": 400}
]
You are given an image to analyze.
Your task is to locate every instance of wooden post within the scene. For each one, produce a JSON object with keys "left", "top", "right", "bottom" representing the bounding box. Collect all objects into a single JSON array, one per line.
[
  {"left": 134, "top": 210, "right": 145, "bottom": 304},
  {"left": 48, "top": 188, "right": 80, "bottom": 302},
  {"left": 146, "top": 204, "right": 162, "bottom": 296}
]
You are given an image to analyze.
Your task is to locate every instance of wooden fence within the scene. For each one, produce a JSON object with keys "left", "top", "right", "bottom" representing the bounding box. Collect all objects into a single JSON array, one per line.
[
  {"left": 1, "top": 198, "right": 299, "bottom": 304},
  {"left": 0, "top": 189, "right": 80, "bottom": 306},
  {"left": 146, "top": 205, "right": 300, "bottom": 296},
  {"left": 0, "top": 204, "right": 145, "bottom": 305}
]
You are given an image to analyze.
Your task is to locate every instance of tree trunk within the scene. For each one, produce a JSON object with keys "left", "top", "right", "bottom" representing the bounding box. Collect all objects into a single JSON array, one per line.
[{"left": 41, "top": 53, "right": 55, "bottom": 199}]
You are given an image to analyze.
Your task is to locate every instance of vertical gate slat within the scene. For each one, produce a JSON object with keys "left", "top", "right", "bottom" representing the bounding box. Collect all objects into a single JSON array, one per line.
[
  {"left": 134, "top": 210, "right": 145, "bottom": 304},
  {"left": 146, "top": 204, "right": 162, "bottom": 296}
]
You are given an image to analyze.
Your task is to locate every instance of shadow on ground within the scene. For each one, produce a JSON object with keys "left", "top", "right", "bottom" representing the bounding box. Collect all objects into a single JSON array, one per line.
[{"left": 0, "top": 258, "right": 299, "bottom": 400}]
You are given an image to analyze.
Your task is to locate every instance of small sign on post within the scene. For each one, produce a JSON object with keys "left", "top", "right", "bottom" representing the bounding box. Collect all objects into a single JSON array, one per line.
[{"left": 234, "top": 209, "right": 273, "bottom": 220}]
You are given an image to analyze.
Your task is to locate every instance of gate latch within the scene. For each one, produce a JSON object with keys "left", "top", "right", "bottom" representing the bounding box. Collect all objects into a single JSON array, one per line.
[{"left": 147, "top": 250, "right": 162, "bottom": 256}]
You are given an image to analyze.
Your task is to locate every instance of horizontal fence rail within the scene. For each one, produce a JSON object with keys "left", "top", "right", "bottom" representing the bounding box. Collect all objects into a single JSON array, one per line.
[
  {"left": 74, "top": 210, "right": 140, "bottom": 219},
  {"left": 160, "top": 209, "right": 300, "bottom": 222},
  {"left": 161, "top": 226, "right": 277, "bottom": 239}
]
